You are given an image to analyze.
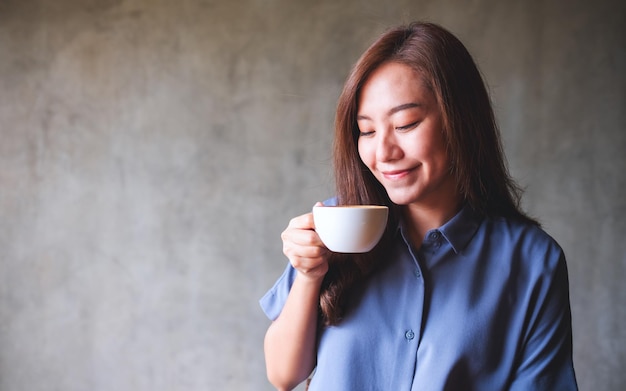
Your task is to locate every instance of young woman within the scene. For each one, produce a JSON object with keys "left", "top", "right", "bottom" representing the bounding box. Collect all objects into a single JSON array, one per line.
[{"left": 260, "top": 22, "right": 577, "bottom": 391}]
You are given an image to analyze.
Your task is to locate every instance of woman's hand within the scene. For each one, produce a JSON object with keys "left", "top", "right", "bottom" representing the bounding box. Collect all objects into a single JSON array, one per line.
[{"left": 281, "top": 202, "right": 330, "bottom": 281}]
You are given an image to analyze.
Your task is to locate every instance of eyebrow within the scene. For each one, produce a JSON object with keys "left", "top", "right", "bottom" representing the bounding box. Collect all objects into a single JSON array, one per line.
[{"left": 356, "top": 102, "right": 423, "bottom": 121}]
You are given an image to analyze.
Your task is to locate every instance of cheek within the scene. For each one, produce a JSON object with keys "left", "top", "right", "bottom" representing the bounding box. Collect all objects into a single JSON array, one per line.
[{"left": 357, "top": 140, "right": 371, "bottom": 167}]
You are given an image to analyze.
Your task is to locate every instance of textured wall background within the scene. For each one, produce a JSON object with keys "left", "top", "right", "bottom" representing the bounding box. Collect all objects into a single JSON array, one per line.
[{"left": 0, "top": 0, "right": 624, "bottom": 390}]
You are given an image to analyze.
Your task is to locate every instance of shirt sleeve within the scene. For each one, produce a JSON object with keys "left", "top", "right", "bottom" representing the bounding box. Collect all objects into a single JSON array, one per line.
[
  {"left": 259, "top": 262, "right": 298, "bottom": 321},
  {"left": 259, "top": 197, "right": 335, "bottom": 320},
  {"left": 510, "top": 246, "right": 578, "bottom": 390}
]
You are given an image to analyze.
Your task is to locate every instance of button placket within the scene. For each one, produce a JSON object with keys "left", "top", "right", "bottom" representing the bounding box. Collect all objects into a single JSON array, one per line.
[{"left": 402, "top": 234, "right": 424, "bottom": 347}]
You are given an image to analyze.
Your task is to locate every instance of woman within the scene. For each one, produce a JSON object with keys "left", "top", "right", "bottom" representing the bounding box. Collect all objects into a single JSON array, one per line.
[{"left": 260, "top": 22, "right": 577, "bottom": 390}]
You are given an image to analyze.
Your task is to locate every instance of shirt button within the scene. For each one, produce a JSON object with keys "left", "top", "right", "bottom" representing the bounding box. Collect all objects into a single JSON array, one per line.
[
  {"left": 430, "top": 232, "right": 440, "bottom": 240},
  {"left": 414, "top": 270, "right": 421, "bottom": 278},
  {"left": 405, "top": 330, "right": 415, "bottom": 340}
]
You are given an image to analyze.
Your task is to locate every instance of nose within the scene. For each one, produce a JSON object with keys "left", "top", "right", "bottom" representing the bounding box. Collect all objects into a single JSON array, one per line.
[{"left": 376, "top": 130, "right": 401, "bottom": 162}]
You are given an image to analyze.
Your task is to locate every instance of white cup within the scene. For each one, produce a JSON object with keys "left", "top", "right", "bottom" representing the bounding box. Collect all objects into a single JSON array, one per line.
[{"left": 312, "top": 205, "right": 389, "bottom": 253}]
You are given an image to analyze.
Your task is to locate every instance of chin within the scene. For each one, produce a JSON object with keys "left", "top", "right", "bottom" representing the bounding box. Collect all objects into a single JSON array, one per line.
[{"left": 386, "top": 192, "right": 419, "bottom": 206}]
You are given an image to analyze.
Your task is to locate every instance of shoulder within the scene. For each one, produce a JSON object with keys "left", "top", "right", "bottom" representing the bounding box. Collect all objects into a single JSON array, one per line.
[
  {"left": 481, "top": 216, "right": 566, "bottom": 271},
  {"left": 487, "top": 215, "right": 562, "bottom": 249},
  {"left": 322, "top": 197, "right": 338, "bottom": 206}
]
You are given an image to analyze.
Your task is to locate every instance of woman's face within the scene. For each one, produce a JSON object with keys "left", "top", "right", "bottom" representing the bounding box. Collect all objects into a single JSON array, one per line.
[{"left": 357, "top": 62, "right": 457, "bottom": 208}]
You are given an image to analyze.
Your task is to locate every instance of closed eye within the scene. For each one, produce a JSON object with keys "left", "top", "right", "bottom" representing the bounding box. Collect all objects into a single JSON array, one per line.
[
  {"left": 395, "top": 121, "right": 420, "bottom": 131},
  {"left": 359, "top": 130, "right": 375, "bottom": 137}
]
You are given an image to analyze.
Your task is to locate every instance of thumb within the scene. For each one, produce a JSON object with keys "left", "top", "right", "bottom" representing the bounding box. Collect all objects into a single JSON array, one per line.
[{"left": 311, "top": 201, "right": 324, "bottom": 214}]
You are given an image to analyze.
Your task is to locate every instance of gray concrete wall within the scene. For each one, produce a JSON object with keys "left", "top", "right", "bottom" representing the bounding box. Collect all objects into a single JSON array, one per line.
[{"left": 0, "top": 0, "right": 623, "bottom": 390}]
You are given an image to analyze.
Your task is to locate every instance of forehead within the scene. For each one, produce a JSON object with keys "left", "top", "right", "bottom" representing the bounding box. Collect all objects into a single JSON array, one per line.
[{"left": 357, "top": 62, "right": 433, "bottom": 112}]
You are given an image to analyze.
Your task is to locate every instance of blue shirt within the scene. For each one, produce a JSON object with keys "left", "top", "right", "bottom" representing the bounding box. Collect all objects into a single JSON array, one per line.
[{"left": 260, "top": 206, "right": 578, "bottom": 390}]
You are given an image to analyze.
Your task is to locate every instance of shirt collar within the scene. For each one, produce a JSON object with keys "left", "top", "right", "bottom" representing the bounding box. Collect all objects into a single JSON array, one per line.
[
  {"left": 395, "top": 204, "right": 483, "bottom": 254},
  {"left": 438, "top": 205, "right": 482, "bottom": 254}
]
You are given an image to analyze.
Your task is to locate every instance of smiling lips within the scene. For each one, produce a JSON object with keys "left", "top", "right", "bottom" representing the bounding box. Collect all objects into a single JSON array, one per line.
[{"left": 381, "top": 166, "right": 417, "bottom": 180}]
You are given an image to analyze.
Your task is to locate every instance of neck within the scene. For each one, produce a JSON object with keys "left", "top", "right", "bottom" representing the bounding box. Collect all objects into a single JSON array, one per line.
[{"left": 402, "top": 197, "right": 462, "bottom": 248}]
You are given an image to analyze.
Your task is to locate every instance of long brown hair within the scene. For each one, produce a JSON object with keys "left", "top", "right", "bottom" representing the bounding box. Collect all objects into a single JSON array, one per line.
[{"left": 319, "top": 22, "right": 537, "bottom": 326}]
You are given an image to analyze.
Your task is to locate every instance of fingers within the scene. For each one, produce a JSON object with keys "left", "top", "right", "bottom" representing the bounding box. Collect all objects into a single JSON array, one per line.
[
  {"left": 286, "top": 211, "right": 316, "bottom": 231},
  {"left": 282, "top": 234, "right": 329, "bottom": 279},
  {"left": 283, "top": 238, "right": 328, "bottom": 262},
  {"left": 281, "top": 219, "right": 327, "bottom": 259},
  {"left": 281, "top": 205, "right": 330, "bottom": 279}
]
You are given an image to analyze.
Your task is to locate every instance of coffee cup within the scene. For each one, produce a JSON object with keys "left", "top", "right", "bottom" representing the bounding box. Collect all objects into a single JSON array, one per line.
[{"left": 312, "top": 205, "right": 389, "bottom": 253}]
